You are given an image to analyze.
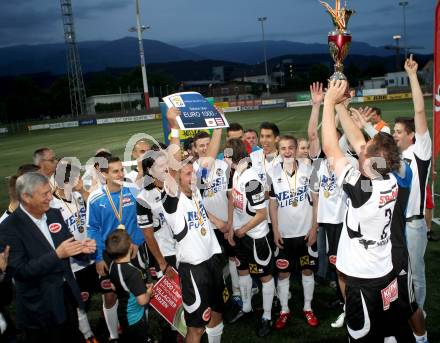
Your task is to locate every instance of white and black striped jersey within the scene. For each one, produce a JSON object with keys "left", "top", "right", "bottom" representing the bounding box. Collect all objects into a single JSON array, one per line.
[
  {"left": 268, "top": 161, "right": 314, "bottom": 238},
  {"left": 50, "top": 191, "right": 92, "bottom": 272},
  {"left": 232, "top": 166, "right": 269, "bottom": 239},
  {"left": 402, "top": 130, "right": 431, "bottom": 220},
  {"left": 336, "top": 165, "right": 398, "bottom": 279},
  {"left": 136, "top": 187, "right": 176, "bottom": 257},
  {"left": 194, "top": 160, "right": 229, "bottom": 223},
  {"left": 161, "top": 188, "right": 221, "bottom": 265}
]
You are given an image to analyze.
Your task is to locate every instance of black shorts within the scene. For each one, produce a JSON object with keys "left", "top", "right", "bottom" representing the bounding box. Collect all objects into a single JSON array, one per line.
[
  {"left": 178, "top": 254, "right": 225, "bottom": 328},
  {"left": 214, "top": 229, "right": 236, "bottom": 258},
  {"left": 100, "top": 243, "right": 150, "bottom": 293},
  {"left": 345, "top": 272, "right": 413, "bottom": 342},
  {"left": 322, "top": 223, "right": 343, "bottom": 266},
  {"left": 235, "top": 233, "right": 274, "bottom": 277},
  {"left": 149, "top": 255, "right": 177, "bottom": 279},
  {"left": 394, "top": 266, "right": 418, "bottom": 319},
  {"left": 74, "top": 264, "right": 100, "bottom": 307},
  {"left": 274, "top": 236, "right": 317, "bottom": 273}
]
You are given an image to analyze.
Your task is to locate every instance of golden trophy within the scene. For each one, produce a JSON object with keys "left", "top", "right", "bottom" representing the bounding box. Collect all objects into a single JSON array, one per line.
[{"left": 320, "top": 0, "right": 354, "bottom": 81}]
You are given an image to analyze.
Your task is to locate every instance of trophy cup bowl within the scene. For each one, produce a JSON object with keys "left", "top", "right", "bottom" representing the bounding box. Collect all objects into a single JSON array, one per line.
[{"left": 328, "top": 30, "right": 352, "bottom": 81}]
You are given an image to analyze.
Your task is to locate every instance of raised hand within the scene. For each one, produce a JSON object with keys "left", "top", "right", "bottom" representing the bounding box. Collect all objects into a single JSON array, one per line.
[
  {"left": 166, "top": 107, "right": 181, "bottom": 129},
  {"left": 324, "top": 80, "right": 348, "bottom": 105},
  {"left": 404, "top": 54, "right": 418, "bottom": 76},
  {"left": 310, "top": 82, "right": 325, "bottom": 105}
]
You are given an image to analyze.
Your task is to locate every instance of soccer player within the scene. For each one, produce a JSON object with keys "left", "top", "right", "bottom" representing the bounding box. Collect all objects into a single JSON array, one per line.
[
  {"left": 125, "top": 139, "right": 150, "bottom": 184},
  {"left": 137, "top": 145, "right": 177, "bottom": 278},
  {"left": 393, "top": 55, "right": 432, "bottom": 313},
  {"left": 244, "top": 129, "right": 260, "bottom": 150},
  {"left": 87, "top": 155, "right": 144, "bottom": 342},
  {"left": 161, "top": 108, "right": 225, "bottom": 343},
  {"left": 322, "top": 79, "right": 412, "bottom": 341},
  {"left": 250, "top": 122, "right": 280, "bottom": 187},
  {"left": 296, "top": 138, "right": 310, "bottom": 164},
  {"left": 268, "top": 135, "right": 319, "bottom": 329},
  {"left": 51, "top": 161, "right": 99, "bottom": 343},
  {"left": 226, "top": 138, "right": 275, "bottom": 337},
  {"left": 191, "top": 132, "right": 240, "bottom": 303}
]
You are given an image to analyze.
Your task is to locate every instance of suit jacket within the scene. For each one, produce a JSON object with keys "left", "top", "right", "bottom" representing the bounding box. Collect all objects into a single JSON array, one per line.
[{"left": 0, "top": 207, "right": 84, "bottom": 329}]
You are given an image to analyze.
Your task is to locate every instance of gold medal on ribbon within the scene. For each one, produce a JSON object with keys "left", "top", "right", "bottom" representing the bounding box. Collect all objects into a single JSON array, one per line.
[
  {"left": 78, "top": 226, "right": 85, "bottom": 233},
  {"left": 105, "top": 186, "right": 124, "bottom": 231},
  {"left": 324, "top": 190, "right": 330, "bottom": 198},
  {"left": 207, "top": 189, "right": 214, "bottom": 197},
  {"left": 201, "top": 227, "right": 207, "bottom": 236},
  {"left": 292, "top": 199, "right": 298, "bottom": 207},
  {"left": 193, "top": 195, "right": 207, "bottom": 237}
]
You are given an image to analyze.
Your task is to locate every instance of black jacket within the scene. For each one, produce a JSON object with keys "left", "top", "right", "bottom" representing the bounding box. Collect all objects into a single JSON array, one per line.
[{"left": 0, "top": 207, "right": 84, "bottom": 329}]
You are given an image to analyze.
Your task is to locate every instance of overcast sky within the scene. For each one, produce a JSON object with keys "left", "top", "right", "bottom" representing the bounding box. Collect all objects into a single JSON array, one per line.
[{"left": 0, "top": 0, "right": 435, "bottom": 53}]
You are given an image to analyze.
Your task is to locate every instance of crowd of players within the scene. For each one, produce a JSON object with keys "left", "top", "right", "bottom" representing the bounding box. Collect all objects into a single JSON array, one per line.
[{"left": 0, "top": 56, "right": 435, "bottom": 343}]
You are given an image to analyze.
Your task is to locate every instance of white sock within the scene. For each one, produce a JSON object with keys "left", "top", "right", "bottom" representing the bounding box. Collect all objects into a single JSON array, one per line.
[
  {"left": 229, "top": 260, "right": 240, "bottom": 296},
  {"left": 262, "top": 278, "right": 275, "bottom": 320},
  {"left": 239, "top": 274, "right": 253, "bottom": 313},
  {"left": 77, "top": 308, "right": 93, "bottom": 339},
  {"left": 206, "top": 322, "right": 224, "bottom": 343},
  {"left": 414, "top": 332, "right": 428, "bottom": 342},
  {"left": 302, "top": 274, "right": 315, "bottom": 311},
  {"left": 277, "top": 277, "right": 290, "bottom": 314},
  {"left": 103, "top": 299, "right": 119, "bottom": 339}
]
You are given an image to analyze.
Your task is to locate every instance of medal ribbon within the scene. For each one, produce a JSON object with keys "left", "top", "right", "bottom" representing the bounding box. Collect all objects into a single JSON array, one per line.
[{"left": 105, "top": 186, "right": 123, "bottom": 223}]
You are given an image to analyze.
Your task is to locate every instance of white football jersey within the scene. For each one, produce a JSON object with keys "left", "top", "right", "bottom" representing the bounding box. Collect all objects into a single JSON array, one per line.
[
  {"left": 194, "top": 160, "right": 229, "bottom": 223},
  {"left": 162, "top": 188, "right": 221, "bottom": 265},
  {"left": 336, "top": 165, "right": 398, "bottom": 279},
  {"left": 50, "top": 191, "right": 92, "bottom": 272},
  {"left": 402, "top": 130, "right": 431, "bottom": 220},
  {"left": 250, "top": 149, "right": 280, "bottom": 224},
  {"left": 136, "top": 187, "right": 177, "bottom": 257},
  {"left": 268, "top": 161, "right": 314, "bottom": 238},
  {"left": 232, "top": 166, "right": 269, "bottom": 239}
]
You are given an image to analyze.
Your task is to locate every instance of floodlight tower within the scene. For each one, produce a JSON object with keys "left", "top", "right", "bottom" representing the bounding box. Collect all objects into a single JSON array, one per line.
[{"left": 60, "top": 0, "right": 87, "bottom": 116}]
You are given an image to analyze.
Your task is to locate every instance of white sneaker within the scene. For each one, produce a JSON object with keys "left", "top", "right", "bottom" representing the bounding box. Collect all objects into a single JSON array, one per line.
[{"left": 330, "top": 311, "right": 345, "bottom": 328}]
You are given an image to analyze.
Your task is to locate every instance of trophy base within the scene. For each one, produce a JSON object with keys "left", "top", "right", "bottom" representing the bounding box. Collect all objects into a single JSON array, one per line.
[
  {"left": 328, "top": 74, "right": 351, "bottom": 100},
  {"left": 329, "top": 71, "right": 347, "bottom": 81}
]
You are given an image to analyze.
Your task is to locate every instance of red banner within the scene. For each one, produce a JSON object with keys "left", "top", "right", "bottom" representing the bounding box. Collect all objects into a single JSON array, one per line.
[
  {"left": 434, "top": 0, "right": 440, "bottom": 163},
  {"left": 149, "top": 270, "right": 187, "bottom": 337}
]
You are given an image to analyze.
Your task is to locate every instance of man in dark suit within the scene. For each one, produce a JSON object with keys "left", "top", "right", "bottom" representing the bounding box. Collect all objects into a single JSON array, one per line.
[{"left": 0, "top": 172, "right": 96, "bottom": 343}]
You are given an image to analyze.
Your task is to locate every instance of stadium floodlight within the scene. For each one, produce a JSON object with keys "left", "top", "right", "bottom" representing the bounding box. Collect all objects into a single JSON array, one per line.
[
  {"left": 399, "top": 1, "right": 409, "bottom": 59},
  {"left": 257, "top": 16, "right": 270, "bottom": 96},
  {"left": 128, "top": 0, "right": 151, "bottom": 112}
]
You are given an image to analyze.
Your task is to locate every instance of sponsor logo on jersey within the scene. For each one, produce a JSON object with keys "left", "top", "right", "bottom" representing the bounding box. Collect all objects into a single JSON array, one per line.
[
  {"left": 48, "top": 223, "right": 62, "bottom": 234},
  {"left": 251, "top": 192, "right": 265, "bottom": 203},
  {"left": 378, "top": 186, "right": 398, "bottom": 208},
  {"left": 122, "top": 197, "right": 131, "bottom": 204},
  {"left": 100, "top": 279, "right": 113, "bottom": 290},
  {"left": 202, "top": 307, "right": 212, "bottom": 321},
  {"left": 300, "top": 255, "right": 310, "bottom": 267},
  {"left": 381, "top": 278, "right": 398, "bottom": 310},
  {"left": 232, "top": 188, "right": 244, "bottom": 211},
  {"left": 80, "top": 292, "right": 90, "bottom": 302},
  {"left": 276, "top": 259, "right": 289, "bottom": 270}
]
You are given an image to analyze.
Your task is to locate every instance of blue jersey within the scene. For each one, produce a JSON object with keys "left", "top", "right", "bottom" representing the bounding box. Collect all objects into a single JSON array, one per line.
[{"left": 87, "top": 185, "right": 144, "bottom": 262}]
